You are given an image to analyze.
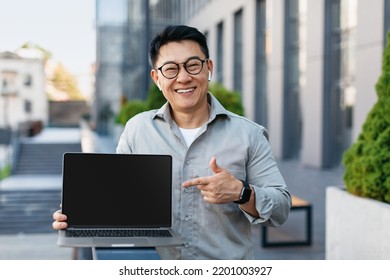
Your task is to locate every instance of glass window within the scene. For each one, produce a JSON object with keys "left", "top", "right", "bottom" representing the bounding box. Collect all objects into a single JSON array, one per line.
[
  {"left": 323, "top": 0, "right": 357, "bottom": 167},
  {"left": 216, "top": 21, "right": 224, "bottom": 83},
  {"left": 1, "top": 71, "right": 17, "bottom": 95},
  {"left": 24, "top": 74, "right": 32, "bottom": 87},
  {"left": 385, "top": 0, "right": 390, "bottom": 45},
  {"left": 204, "top": 30, "right": 209, "bottom": 42},
  {"left": 255, "top": 0, "right": 268, "bottom": 126},
  {"left": 233, "top": 9, "right": 243, "bottom": 94},
  {"left": 96, "top": 0, "right": 127, "bottom": 26}
]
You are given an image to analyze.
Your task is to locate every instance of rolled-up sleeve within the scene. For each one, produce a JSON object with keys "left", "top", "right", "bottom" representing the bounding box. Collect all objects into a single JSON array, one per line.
[{"left": 242, "top": 129, "right": 292, "bottom": 226}]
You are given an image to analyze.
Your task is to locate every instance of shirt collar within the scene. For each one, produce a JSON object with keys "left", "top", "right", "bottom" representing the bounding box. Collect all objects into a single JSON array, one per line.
[{"left": 153, "top": 92, "right": 231, "bottom": 123}]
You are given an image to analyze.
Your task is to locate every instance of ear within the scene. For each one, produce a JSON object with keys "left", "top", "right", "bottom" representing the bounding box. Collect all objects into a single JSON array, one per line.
[
  {"left": 151, "top": 69, "right": 162, "bottom": 91},
  {"left": 206, "top": 59, "right": 214, "bottom": 82}
]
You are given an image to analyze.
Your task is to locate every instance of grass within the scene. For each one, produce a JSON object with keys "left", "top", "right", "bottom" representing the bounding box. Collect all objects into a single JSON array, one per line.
[{"left": 0, "top": 164, "right": 11, "bottom": 180}]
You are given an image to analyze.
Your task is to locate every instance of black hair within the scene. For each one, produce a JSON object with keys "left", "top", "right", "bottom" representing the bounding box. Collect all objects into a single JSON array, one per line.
[{"left": 149, "top": 25, "right": 209, "bottom": 67}]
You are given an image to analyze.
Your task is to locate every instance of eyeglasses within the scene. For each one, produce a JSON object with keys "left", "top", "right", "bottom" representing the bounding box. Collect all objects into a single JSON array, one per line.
[{"left": 156, "top": 58, "right": 209, "bottom": 79}]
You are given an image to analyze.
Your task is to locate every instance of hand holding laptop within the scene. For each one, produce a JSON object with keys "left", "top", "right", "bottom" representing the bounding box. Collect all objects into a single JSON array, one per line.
[{"left": 52, "top": 210, "right": 68, "bottom": 230}]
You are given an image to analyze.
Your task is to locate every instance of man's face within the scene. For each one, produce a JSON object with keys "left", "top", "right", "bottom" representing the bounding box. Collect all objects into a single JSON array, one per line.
[{"left": 151, "top": 40, "right": 213, "bottom": 116}]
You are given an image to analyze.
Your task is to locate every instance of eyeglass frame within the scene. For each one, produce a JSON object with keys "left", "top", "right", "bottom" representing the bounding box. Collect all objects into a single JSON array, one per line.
[{"left": 155, "top": 57, "right": 209, "bottom": 79}]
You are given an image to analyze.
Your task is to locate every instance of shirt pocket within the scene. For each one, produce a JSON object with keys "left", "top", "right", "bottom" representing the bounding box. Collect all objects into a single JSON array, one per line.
[{"left": 202, "top": 168, "right": 246, "bottom": 216}]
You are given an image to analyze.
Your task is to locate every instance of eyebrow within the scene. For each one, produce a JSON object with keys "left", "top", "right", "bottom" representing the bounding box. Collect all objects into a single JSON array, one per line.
[{"left": 158, "top": 55, "right": 203, "bottom": 66}]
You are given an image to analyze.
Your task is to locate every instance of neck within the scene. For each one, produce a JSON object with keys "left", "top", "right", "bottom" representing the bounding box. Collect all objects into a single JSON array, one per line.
[{"left": 171, "top": 102, "right": 210, "bottom": 129}]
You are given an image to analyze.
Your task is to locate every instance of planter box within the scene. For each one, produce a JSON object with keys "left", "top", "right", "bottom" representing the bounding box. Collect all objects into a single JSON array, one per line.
[{"left": 326, "top": 186, "right": 390, "bottom": 259}]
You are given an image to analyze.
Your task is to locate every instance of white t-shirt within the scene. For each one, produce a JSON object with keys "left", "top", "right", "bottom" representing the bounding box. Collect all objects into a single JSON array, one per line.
[{"left": 179, "top": 127, "right": 201, "bottom": 147}]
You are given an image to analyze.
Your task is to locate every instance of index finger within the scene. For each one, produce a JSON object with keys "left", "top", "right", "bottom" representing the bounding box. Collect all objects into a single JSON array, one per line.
[{"left": 182, "top": 177, "right": 209, "bottom": 188}]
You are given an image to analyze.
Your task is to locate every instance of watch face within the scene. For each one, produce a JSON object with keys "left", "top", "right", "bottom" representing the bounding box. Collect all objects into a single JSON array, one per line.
[
  {"left": 241, "top": 185, "right": 252, "bottom": 203},
  {"left": 234, "top": 180, "right": 251, "bottom": 204}
]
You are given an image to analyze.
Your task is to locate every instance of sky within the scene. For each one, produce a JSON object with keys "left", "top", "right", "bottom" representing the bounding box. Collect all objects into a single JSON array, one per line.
[{"left": 0, "top": 0, "right": 96, "bottom": 76}]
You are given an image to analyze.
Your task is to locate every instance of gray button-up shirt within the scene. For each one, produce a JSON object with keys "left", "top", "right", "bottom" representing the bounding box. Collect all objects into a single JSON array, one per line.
[{"left": 116, "top": 93, "right": 291, "bottom": 259}]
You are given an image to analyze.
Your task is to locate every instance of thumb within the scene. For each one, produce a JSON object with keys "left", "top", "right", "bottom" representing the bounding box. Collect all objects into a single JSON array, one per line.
[{"left": 209, "top": 156, "right": 224, "bottom": 174}]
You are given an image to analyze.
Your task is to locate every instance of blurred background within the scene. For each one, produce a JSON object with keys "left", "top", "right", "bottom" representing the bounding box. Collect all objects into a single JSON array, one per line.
[
  {"left": 1, "top": 0, "right": 389, "bottom": 169},
  {"left": 0, "top": 0, "right": 389, "bottom": 260}
]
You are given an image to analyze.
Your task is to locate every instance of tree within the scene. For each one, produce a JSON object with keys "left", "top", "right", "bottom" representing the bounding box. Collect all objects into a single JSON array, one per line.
[
  {"left": 18, "top": 42, "right": 52, "bottom": 62},
  {"left": 50, "top": 63, "right": 84, "bottom": 100},
  {"left": 342, "top": 31, "right": 390, "bottom": 203}
]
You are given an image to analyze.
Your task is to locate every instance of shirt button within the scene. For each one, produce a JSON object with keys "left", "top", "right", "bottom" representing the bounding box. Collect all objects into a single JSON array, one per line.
[
  {"left": 184, "top": 243, "right": 190, "bottom": 248},
  {"left": 184, "top": 188, "right": 190, "bottom": 193},
  {"left": 184, "top": 215, "right": 191, "bottom": 221},
  {"left": 185, "top": 160, "right": 190, "bottom": 165}
]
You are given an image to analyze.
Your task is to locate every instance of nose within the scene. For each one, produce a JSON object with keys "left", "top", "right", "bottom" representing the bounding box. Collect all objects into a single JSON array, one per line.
[{"left": 176, "top": 65, "right": 192, "bottom": 83}]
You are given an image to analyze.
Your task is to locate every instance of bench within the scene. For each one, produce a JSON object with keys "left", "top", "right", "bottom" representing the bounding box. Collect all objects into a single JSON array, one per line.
[{"left": 261, "top": 195, "right": 312, "bottom": 247}]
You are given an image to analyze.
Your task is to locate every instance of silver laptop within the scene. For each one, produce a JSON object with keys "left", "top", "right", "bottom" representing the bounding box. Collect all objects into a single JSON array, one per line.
[{"left": 57, "top": 152, "right": 183, "bottom": 248}]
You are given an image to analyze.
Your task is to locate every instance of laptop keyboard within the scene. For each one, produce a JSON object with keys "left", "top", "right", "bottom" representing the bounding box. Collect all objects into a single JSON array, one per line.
[{"left": 65, "top": 229, "right": 172, "bottom": 238}]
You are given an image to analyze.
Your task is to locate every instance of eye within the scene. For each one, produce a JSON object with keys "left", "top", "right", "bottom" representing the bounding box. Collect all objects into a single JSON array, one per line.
[
  {"left": 186, "top": 60, "right": 202, "bottom": 71},
  {"left": 162, "top": 63, "right": 178, "bottom": 74},
  {"left": 165, "top": 66, "right": 177, "bottom": 71}
]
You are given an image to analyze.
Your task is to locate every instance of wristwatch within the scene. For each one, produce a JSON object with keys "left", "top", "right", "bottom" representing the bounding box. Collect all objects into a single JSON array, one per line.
[{"left": 234, "top": 180, "right": 252, "bottom": 204}]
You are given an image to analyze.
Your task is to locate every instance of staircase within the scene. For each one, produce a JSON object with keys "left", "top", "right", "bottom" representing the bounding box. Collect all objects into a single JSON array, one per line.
[
  {"left": 0, "top": 128, "right": 82, "bottom": 234},
  {"left": 12, "top": 142, "right": 82, "bottom": 175},
  {"left": 0, "top": 189, "right": 61, "bottom": 234}
]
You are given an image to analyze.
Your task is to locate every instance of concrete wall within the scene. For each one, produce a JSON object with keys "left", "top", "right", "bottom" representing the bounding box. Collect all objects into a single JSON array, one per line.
[
  {"left": 326, "top": 186, "right": 390, "bottom": 259},
  {"left": 353, "top": 0, "right": 384, "bottom": 141},
  {"left": 301, "top": 0, "right": 325, "bottom": 168},
  {"left": 267, "top": 0, "right": 284, "bottom": 157}
]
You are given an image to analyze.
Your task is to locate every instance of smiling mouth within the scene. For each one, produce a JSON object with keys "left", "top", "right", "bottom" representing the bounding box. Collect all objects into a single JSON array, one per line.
[{"left": 176, "top": 88, "right": 195, "bottom": 94}]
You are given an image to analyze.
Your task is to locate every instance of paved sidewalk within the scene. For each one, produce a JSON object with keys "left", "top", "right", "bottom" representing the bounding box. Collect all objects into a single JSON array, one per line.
[
  {"left": 0, "top": 175, "right": 62, "bottom": 191},
  {"left": 253, "top": 159, "right": 344, "bottom": 259},
  {"left": 0, "top": 233, "right": 73, "bottom": 260},
  {"left": 0, "top": 126, "right": 344, "bottom": 260}
]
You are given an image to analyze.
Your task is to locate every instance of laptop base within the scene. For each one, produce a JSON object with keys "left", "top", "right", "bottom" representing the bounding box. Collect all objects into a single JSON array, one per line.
[{"left": 57, "top": 230, "right": 183, "bottom": 248}]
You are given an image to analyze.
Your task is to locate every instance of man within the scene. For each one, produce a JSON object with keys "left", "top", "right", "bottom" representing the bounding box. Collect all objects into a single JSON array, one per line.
[{"left": 53, "top": 25, "right": 291, "bottom": 259}]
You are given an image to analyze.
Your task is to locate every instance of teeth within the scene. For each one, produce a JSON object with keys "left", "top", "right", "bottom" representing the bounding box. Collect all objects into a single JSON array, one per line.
[{"left": 177, "top": 88, "right": 194, "bottom": 94}]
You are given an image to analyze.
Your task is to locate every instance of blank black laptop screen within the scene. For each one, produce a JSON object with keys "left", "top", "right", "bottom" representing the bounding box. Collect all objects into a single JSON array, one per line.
[{"left": 62, "top": 153, "right": 172, "bottom": 228}]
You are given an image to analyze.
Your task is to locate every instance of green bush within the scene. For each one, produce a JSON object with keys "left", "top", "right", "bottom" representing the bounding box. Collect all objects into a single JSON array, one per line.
[
  {"left": 342, "top": 31, "right": 390, "bottom": 204},
  {"left": 115, "top": 81, "right": 245, "bottom": 126},
  {"left": 209, "top": 82, "right": 244, "bottom": 116},
  {"left": 146, "top": 83, "right": 167, "bottom": 109},
  {"left": 115, "top": 100, "right": 148, "bottom": 126}
]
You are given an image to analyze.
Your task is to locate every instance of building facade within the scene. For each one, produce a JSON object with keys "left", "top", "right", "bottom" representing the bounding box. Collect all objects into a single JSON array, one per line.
[
  {"left": 0, "top": 50, "right": 47, "bottom": 172},
  {"left": 94, "top": 0, "right": 180, "bottom": 134},
  {"left": 0, "top": 50, "right": 47, "bottom": 130},
  {"left": 185, "top": 0, "right": 390, "bottom": 168},
  {"left": 94, "top": 0, "right": 389, "bottom": 168}
]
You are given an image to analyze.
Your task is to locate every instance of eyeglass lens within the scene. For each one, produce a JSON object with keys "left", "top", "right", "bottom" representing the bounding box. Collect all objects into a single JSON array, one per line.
[{"left": 160, "top": 58, "right": 205, "bottom": 79}]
